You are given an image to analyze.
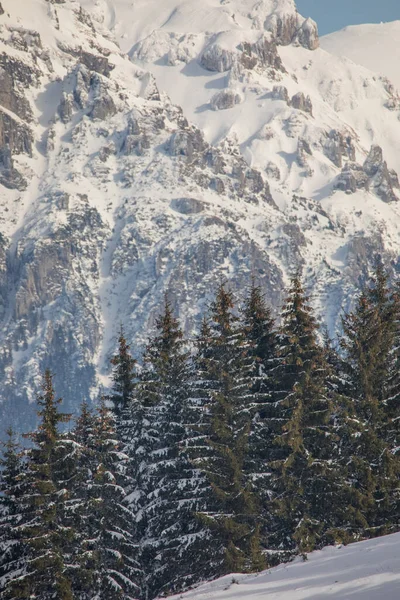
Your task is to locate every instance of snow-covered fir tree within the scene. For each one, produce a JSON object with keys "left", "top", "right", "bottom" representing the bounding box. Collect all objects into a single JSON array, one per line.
[
  {"left": 269, "top": 275, "right": 352, "bottom": 553},
  {"left": 133, "top": 297, "right": 212, "bottom": 598},
  {"left": 340, "top": 266, "right": 400, "bottom": 535},
  {"left": 240, "top": 281, "right": 279, "bottom": 537},
  {"left": 71, "top": 398, "right": 142, "bottom": 600},
  {"left": 4, "top": 371, "right": 75, "bottom": 600},
  {"left": 0, "top": 428, "right": 26, "bottom": 596},
  {"left": 191, "top": 284, "right": 265, "bottom": 574},
  {"left": 108, "top": 327, "right": 141, "bottom": 505}
]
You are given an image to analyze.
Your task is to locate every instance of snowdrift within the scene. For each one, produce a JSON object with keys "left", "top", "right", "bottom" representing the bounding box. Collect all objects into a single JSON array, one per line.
[{"left": 169, "top": 533, "right": 400, "bottom": 600}]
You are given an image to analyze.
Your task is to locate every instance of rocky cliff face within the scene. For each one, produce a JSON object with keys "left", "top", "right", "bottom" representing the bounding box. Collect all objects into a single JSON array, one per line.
[{"left": 1, "top": 0, "right": 400, "bottom": 432}]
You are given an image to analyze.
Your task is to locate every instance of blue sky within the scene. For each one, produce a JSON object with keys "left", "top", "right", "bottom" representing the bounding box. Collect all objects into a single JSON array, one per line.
[{"left": 296, "top": 0, "right": 400, "bottom": 35}]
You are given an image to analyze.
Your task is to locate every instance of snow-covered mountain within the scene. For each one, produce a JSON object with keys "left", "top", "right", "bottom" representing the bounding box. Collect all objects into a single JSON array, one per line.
[
  {"left": 322, "top": 21, "right": 400, "bottom": 90},
  {"left": 2, "top": 0, "right": 400, "bottom": 430},
  {"left": 169, "top": 531, "right": 400, "bottom": 600}
]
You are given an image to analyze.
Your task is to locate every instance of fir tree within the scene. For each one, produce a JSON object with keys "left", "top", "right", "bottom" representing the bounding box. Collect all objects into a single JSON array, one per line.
[
  {"left": 192, "top": 283, "right": 265, "bottom": 574},
  {"left": 385, "top": 280, "right": 400, "bottom": 460},
  {"left": 341, "top": 266, "right": 400, "bottom": 534},
  {"left": 136, "top": 297, "right": 212, "bottom": 598},
  {"left": 270, "top": 275, "right": 351, "bottom": 553},
  {"left": 241, "top": 281, "right": 278, "bottom": 479},
  {"left": 0, "top": 428, "right": 26, "bottom": 595},
  {"left": 108, "top": 326, "right": 140, "bottom": 505},
  {"left": 72, "top": 398, "right": 141, "bottom": 600},
  {"left": 6, "top": 370, "right": 74, "bottom": 600},
  {"left": 110, "top": 326, "right": 137, "bottom": 418},
  {"left": 67, "top": 401, "right": 98, "bottom": 599}
]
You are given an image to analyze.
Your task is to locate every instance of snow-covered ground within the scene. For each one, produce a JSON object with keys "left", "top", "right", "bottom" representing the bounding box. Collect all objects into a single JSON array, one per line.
[
  {"left": 170, "top": 533, "right": 400, "bottom": 600},
  {"left": 322, "top": 21, "right": 400, "bottom": 90}
]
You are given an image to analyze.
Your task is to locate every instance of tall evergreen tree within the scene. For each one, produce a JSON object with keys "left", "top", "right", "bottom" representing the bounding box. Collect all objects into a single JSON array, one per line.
[
  {"left": 108, "top": 326, "right": 140, "bottom": 506},
  {"left": 0, "top": 428, "right": 26, "bottom": 595},
  {"left": 270, "top": 275, "right": 352, "bottom": 553},
  {"left": 5, "top": 371, "right": 74, "bottom": 600},
  {"left": 67, "top": 401, "right": 98, "bottom": 600},
  {"left": 240, "top": 280, "right": 280, "bottom": 558},
  {"left": 191, "top": 283, "right": 265, "bottom": 574},
  {"left": 385, "top": 280, "right": 400, "bottom": 461},
  {"left": 71, "top": 398, "right": 141, "bottom": 600},
  {"left": 136, "top": 297, "right": 212, "bottom": 598},
  {"left": 340, "top": 265, "right": 400, "bottom": 534},
  {"left": 110, "top": 326, "right": 137, "bottom": 419}
]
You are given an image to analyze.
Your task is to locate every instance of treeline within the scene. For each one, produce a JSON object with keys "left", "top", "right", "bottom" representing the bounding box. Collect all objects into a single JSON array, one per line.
[{"left": 1, "top": 265, "right": 400, "bottom": 599}]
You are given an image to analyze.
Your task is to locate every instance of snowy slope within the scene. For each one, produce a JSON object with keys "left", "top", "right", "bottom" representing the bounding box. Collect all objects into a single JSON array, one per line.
[
  {"left": 170, "top": 532, "right": 400, "bottom": 600},
  {"left": 322, "top": 22, "right": 400, "bottom": 90},
  {"left": 2, "top": 1, "right": 400, "bottom": 430}
]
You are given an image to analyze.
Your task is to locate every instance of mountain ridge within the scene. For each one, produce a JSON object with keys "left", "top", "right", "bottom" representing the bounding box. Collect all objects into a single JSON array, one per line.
[
  {"left": 1, "top": 1, "right": 400, "bottom": 430},
  {"left": 321, "top": 21, "right": 400, "bottom": 90}
]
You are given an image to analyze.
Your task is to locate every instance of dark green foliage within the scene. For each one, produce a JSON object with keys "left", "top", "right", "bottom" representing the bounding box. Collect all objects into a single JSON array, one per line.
[
  {"left": 135, "top": 297, "right": 212, "bottom": 598},
  {"left": 192, "top": 284, "right": 265, "bottom": 574},
  {"left": 71, "top": 398, "right": 141, "bottom": 600},
  {"left": 7, "top": 370, "right": 74, "bottom": 600},
  {"left": 241, "top": 280, "right": 278, "bottom": 484},
  {"left": 340, "top": 264, "right": 400, "bottom": 535},
  {"left": 0, "top": 429, "right": 26, "bottom": 595},
  {"left": 2, "top": 265, "right": 400, "bottom": 599},
  {"left": 110, "top": 326, "right": 137, "bottom": 418},
  {"left": 268, "top": 275, "right": 354, "bottom": 553}
]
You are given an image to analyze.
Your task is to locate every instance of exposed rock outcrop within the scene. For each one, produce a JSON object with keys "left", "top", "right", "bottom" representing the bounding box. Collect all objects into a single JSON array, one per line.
[
  {"left": 334, "top": 146, "right": 399, "bottom": 201},
  {"left": 263, "top": 10, "right": 319, "bottom": 50},
  {"left": 89, "top": 75, "right": 117, "bottom": 120},
  {"left": 272, "top": 85, "right": 289, "bottom": 102},
  {"left": 0, "top": 54, "right": 38, "bottom": 122},
  {"left": 171, "top": 198, "right": 205, "bottom": 215},
  {"left": 0, "top": 145, "right": 27, "bottom": 190},
  {"left": 200, "top": 42, "right": 234, "bottom": 72},
  {"left": 169, "top": 128, "right": 206, "bottom": 160},
  {"left": 58, "top": 92, "right": 74, "bottom": 123},
  {"left": 291, "top": 92, "right": 313, "bottom": 115},
  {"left": 297, "top": 137, "right": 312, "bottom": 169},
  {"left": 323, "top": 129, "right": 356, "bottom": 168},
  {"left": 294, "top": 17, "right": 319, "bottom": 51},
  {"left": 334, "top": 162, "right": 369, "bottom": 194},
  {"left": 363, "top": 145, "right": 398, "bottom": 202},
  {"left": 210, "top": 89, "right": 242, "bottom": 111},
  {"left": 239, "top": 34, "right": 285, "bottom": 72}
]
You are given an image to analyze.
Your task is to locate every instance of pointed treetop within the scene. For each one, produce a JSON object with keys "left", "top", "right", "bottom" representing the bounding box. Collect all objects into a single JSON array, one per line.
[
  {"left": 209, "top": 282, "right": 238, "bottom": 337},
  {"left": 110, "top": 325, "right": 137, "bottom": 415},
  {"left": 154, "top": 293, "right": 183, "bottom": 350},
  {"left": 26, "top": 370, "right": 71, "bottom": 446},
  {"left": 243, "top": 279, "right": 274, "bottom": 338}
]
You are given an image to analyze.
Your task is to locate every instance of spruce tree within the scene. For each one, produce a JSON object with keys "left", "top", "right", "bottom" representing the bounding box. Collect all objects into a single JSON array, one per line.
[
  {"left": 108, "top": 326, "right": 140, "bottom": 504},
  {"left": 109, "top": 325, "right": 137, "bottom": 419},
  {"left": 241, "top": 280, "right": 278, "bottom": 493},
  {"left": 385, "top": 281, "right": 400, "bottom": 460},
  {"left": 71, "top": 398, "right": 141, "bottom": 600},
  {"left": 270, "top": 275, "right": 351, "bottom": 553},
  {"left": 136, "top": 297, "right": 212, "bottom": 598},
  {"left": 6, "top": 370, "right": 74, "bottom": 600},
  {"left": 67, "top": 401, "right": 98, "bottom": 599},
  {"left": 341, "top": 266, "right": 400, "bottom": 535},
  {"left": 191, "top": 283, "right": 264, "bottom": 574},
  {"left": 0, "top": 429, "right": 26, "bottom": 595}
]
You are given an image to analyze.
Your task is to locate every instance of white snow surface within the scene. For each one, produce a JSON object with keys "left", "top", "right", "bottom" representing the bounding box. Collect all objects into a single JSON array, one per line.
[
  {"left": 322, "top": 22, "right": 400, "bottom": 91},
  {"left": 81, "top": 0, "right": 300, "bottom": 51},
  {"left": 167, "top": 532, "right": 400, "bottom": 600},
  {"left": 2, "top": 0, "right": 400, "bottom": 419}
]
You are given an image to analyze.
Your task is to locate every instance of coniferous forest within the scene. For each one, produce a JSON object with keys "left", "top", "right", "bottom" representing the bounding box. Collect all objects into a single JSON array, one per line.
[{"left": 1, "top": 265, "right": 400, "bottom": 600}]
